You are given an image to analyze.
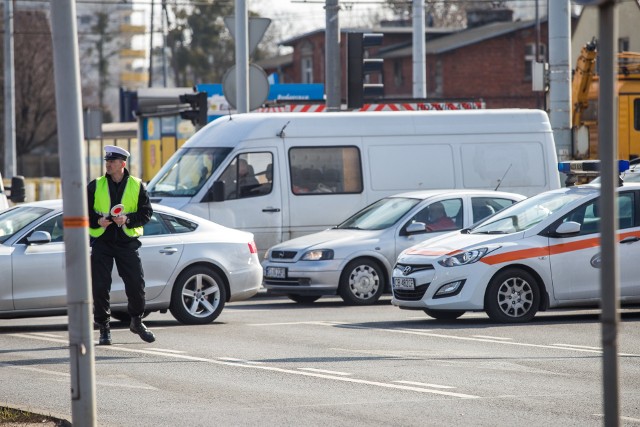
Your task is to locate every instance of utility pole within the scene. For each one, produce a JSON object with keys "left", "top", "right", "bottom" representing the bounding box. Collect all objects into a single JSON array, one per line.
[
  {"left": 412, "top": 0, "right": 426, "bottom": 98},
  {"left": 50, "top": 1, "right": 97, "bottom": 425},
  {"left": 148, "top": 0, "right": 154, "bottom": 87},
  {"left": 161, "top": 0, "right": 168, "bottom": 87},
  {"left": 3, "top": 0, "right": 17, "bottom": 179},
  {"left": 235, "top": 0, "right": 249, "bottom": 113},
  {"left": 597, "top": 2, "right": 620, "bottom": 425},
  {"left": 548, "top": 0, "right": 572, "bottom": 163},
  {"left": 325, "top": 0, "right": 340, "bottom": 111}
]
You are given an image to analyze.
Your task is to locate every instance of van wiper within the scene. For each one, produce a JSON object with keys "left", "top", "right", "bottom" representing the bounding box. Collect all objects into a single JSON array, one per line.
[
  {"left": 474, "top": 230, "right": 508, "bottom": 234},
  {"left": 338, "top": 226, "right": 362, "bottom": 230},
  {"left": 149, "top": 190, "right": 173, "bottom": 197}
]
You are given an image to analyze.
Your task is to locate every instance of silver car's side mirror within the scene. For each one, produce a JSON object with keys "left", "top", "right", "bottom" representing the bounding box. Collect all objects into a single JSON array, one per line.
[
  {"left": 405, "top": 222, "right": 427, "bottom": 234},
  {"left": 27, "top": 230, "right": 52, "bottom": 245}
]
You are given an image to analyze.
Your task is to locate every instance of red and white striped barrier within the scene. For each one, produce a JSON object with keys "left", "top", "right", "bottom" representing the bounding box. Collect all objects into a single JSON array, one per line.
[{"left": 255, "top": 101, "right": 485, "bottom": 113}]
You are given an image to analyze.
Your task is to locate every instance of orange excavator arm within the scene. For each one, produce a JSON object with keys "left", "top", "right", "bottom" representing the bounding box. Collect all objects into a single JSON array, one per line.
[{"left": 571, "top": 39, "right": 598, "bottom": 128}]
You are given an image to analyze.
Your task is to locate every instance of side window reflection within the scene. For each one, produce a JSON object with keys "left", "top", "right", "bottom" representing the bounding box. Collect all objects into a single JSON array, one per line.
[{"left": 32, "top": 215, "right": 64, "bottom": 242}]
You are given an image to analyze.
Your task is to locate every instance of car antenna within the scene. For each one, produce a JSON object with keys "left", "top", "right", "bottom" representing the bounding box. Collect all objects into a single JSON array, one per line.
[
  {"left": 277, "top": 121, "right": 290, "bottom": 139},
  {"left": 494, "top": 163, "right": 513, "bottom": 191},
  {"left": 227, "top": 106, "right": 233, "bottom": 121}
]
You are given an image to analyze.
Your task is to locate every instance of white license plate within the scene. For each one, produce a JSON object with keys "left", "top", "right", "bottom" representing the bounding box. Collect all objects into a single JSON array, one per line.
[
  {"left": 265, "top": 266, "right": 287, "bottom": 279},
  {"left": 393, "top": 277, "right": 415, "bottom": 290}
]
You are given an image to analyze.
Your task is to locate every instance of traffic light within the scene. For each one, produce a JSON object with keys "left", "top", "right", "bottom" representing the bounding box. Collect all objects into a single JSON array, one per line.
[
  {"left": 347, "top": 32, "right": 384, "bottom": 109},
  {"left": 179, "top": 92, "right": 209, "bottom": 127}
]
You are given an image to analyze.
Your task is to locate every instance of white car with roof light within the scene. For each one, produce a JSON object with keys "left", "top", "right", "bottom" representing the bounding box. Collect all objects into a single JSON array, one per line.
[
  {"left": 392, "top": 183, "right": 640, "bottom": 323},
  {"left": 262, "top": 189, "right": 525, "bottom": 305}
]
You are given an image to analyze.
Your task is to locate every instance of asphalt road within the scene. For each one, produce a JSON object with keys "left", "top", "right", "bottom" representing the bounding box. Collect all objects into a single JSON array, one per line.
[{"left": 1, "top": 295, "right": 640, "bottom": 426}]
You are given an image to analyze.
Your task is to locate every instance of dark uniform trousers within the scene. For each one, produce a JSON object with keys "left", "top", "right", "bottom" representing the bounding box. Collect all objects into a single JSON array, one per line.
[{"left": 91, "top": 238, "right": 146, "bottom": 324}]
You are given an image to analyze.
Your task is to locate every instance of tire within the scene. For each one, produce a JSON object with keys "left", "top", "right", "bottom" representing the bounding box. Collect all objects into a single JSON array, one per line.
[
  {"left": 423, "top": 309, "right": 465, "bottom": 321},
  {"left": 169, "top": 266, "right": 227, "bottom": 325},
  {"left": 338, "top": 258, "right": 385, "bottom": 305},
  {"left": 485, "top": 268, "right": 540, "bottom": 323},
  {"left": 287, "top": 295, "right": 321, "bottom": 304}
]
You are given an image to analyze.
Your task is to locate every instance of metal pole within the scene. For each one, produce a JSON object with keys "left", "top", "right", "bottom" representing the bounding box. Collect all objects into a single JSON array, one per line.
[
  {"left": 325, "top": 0, "right": 340, "bottom": 111},
  {"left": 598, "top": 1, "right": 620, "bottom": 425},
  {"left": 148, "top": 0, "right": 154, "bottom": 87},
  {"left": 548, "top": 0, "right": 572, "bottom": 162},
  {"left": 161, "top": 0, "right": 168, "bottom": 87},
  {"left": 235, "top": 0, "right": 249, "bottom": 113},
  {"left": 50, "top": 2, "right": 97, "bottom": 425},
  {"left": 412, "top": 0, "right": 426, "bottom": 98},
  {"left": 3, "top": 0, "right": 16, "bottom": 179}
]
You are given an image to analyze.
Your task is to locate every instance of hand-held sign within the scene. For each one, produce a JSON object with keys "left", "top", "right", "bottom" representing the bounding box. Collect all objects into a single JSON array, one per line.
[{"left": 110, "top": 204, "right": 125, "bottom": 227}]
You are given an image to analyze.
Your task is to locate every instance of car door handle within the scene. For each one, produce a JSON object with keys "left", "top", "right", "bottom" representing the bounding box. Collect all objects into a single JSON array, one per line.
[
  {"left": 159, "top": 247, "right": 178, "bottom": 254},
  {"left": 262, "top": 207, "right": 281, "bottom": 212},
  {"left": 620, "top": 236, "right": 640, "bottom": 244}
]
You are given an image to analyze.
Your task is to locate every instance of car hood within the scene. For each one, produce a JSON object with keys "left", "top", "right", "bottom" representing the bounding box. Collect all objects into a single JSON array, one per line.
[
  {"left": 398, "top": 231, "right": 523, "bottom": 263},
  {"left": 270, "top": 228, "right": 384, "bottom": 252}
]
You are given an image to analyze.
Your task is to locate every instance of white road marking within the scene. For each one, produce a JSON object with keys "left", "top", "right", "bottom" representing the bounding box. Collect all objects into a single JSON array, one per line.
[
  {"left": 5, "top": 334, "right": 478, "bottom": 399},
  {"left": 552, "top": 343, "right": 601, "bottom": 350},
  {"left": 249, "top": 321, "right": 334, "bottom": 326},
  {"left": 298, "top": 368, "right": 352, "bottom": 376},
  {"left": 29, "top": 332, "right": 66, "bottom": 338},
  {"left": 219, "top": 357, "right": 264, "bottom": 365},
  {"left": 143, "top": 348, "right": 186, "bottom": 354},
  {"left": 593, "top": 414, "right": 640, "bottom": 423},
  {"left": 394, "top": 380, "right": 455, "bottom": 389},
  {"left": 0, "top": 362, "right": 157, "bottom": 390},
  {"left": 472, "top": 335, "right": 512, "bottom": 341}
]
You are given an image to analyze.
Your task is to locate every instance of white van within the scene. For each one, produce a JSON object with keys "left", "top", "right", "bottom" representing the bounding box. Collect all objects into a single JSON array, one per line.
[{"left": 146, "top": 109, "right": 560, "bottom": 255}]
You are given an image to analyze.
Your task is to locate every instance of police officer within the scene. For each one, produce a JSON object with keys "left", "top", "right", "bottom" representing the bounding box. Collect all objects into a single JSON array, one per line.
[{"left": 88, "top": 145, "right": 154, "bottom": 345}]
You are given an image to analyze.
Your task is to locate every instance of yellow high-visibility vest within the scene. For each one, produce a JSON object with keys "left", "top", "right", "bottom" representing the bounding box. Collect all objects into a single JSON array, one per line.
[{"left": 89, "top": 176, "right": 143, "bottom": 238}]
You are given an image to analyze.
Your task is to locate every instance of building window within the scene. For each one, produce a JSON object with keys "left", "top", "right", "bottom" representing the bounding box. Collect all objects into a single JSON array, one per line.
[
  {"left": 619, "top": 37, "right": 630, "bottom": 52},
  {"left": 301, "top": 56, "right": 313, "bottom": 83},
  {"left": 300, "top": 41, "right": 314, "bottom": 83},
  {"left": 393, "top": 60, "right": 404, "bottom": 87},
  {"left": 289, "top": 146, "right": 362, "bottom": 195},
  {"left": 524, "top": 43, "right": 546, "bottom": 81}
]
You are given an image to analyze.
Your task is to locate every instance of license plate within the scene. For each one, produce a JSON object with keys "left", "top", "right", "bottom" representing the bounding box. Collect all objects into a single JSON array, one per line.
[
  {"left": 393, "top": 277, "right": 415, "bottom": 290},
  {"left": 265, "top": 266, "right": 287, "bottom": 279}
]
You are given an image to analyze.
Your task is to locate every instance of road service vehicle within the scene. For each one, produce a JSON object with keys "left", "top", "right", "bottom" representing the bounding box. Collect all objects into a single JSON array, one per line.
[{"left": 392, "top": 184, "right": 640, "bottom": 322}]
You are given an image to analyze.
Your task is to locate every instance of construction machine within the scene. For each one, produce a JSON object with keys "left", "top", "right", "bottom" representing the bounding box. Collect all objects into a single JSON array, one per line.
[{"left": 572, "top": 38, "right": 640, "bottom": 160}]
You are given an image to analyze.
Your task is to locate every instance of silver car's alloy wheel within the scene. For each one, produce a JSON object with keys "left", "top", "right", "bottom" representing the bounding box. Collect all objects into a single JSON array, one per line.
[
  {"left": 339, "top": 259, "right": 384, "bottom": 305},
  {"left": 170, "top": 266, "right": 227, "bottom": 324},
  {"left": 485, "top": 268, "right": 539, "bottom": 323}
]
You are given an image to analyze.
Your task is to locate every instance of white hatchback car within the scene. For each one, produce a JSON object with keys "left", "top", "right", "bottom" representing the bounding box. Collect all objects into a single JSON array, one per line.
[
  {"left": 263, "top": 190, "right": 525, "bottom": 305},
  {"left": 0, "top": 200, "right": 263, "bottom": 324},
  {"left": 392, "top": 184, "right": 640, "bottom": 323}
]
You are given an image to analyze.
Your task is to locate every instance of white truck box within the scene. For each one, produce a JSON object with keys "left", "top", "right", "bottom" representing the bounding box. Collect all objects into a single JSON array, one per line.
[{"left": 146, "top": 109, "right": 560, "bottom": 255}]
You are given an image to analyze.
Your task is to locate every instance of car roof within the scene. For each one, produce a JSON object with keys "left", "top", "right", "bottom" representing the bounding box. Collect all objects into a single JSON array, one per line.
[
  {"left": 386, "top": 189, "right": 526, "bottom": 200},
  {"left": 7, "top": 199, "right": 207, "bottom": 223}
]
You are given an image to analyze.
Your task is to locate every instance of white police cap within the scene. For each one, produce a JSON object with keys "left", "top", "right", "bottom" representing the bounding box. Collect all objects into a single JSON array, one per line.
[{"left": 104, "top": 145, "right": 130, "bottom": 161}]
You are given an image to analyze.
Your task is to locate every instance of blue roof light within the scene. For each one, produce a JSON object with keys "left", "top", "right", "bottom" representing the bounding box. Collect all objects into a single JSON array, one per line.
[{"left": 558, "top": 160, "right": 630, "bottom": 175}]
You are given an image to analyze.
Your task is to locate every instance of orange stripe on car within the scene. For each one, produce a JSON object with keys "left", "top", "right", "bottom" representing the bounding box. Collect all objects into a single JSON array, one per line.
[{"left": 481, "top": 231, "right": 640, "bottom": 265}]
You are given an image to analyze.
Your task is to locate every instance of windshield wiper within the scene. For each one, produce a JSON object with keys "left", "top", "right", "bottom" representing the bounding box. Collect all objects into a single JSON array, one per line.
[
  {"left": 148, "top": 191, "right": 173, "bottom": 197},
  {"left": 338, "top": 226, "right": 362, "bottom": 230}
]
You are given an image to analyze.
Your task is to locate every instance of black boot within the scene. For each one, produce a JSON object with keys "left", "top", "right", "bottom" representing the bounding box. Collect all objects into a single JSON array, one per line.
[
  {"left": 130, "top": 317, "right": 156, "bottom": 343},
  {"left": 98, "top": 322, "right": 112, "bottom": 346}
]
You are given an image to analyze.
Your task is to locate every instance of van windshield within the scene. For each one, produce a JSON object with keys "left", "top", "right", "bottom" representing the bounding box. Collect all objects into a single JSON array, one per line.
[
  {"left": 147, "top": 147, "right": 232, "bottom": 197},
  {"left": 337, "top": 197, "right": 421, "bottom": 231}
]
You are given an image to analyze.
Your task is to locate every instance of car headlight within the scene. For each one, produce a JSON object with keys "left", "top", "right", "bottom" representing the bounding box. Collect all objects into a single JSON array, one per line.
[
  {"left": 437, "top": 247, "right": 496, "bottom": 267},
  {"left": 301, "top": 249, "right": 334, "bottom": 261}
]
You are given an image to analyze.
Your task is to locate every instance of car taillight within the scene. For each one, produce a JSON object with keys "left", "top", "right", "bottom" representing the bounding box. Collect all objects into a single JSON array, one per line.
[{"left": 248, "top": 241, "right": 257, "bottom": 254}]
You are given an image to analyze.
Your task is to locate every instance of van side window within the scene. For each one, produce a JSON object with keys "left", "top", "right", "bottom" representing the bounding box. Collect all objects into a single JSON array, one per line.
[
  {"left": 219, "top": 152, "right": 273, "bottom": 200},
  {"left": 289, "top": 146, "right": 362, "bottom": 195}
]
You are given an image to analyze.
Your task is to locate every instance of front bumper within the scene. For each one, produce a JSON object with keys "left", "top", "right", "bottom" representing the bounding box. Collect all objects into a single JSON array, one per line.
[{"left": 262, "top": 259, "right": 343, "bottom": 296}]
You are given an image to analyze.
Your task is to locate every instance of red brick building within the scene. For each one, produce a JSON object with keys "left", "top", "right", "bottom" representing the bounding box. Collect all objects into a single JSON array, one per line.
[{"left": 262, "top": 9, "right": 568, "bottom": 110}]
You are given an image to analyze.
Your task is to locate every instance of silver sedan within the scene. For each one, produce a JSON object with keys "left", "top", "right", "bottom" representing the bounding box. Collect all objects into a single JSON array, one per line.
[{"left": 0, "top": 200, "right": 262, "bottom": 324}]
